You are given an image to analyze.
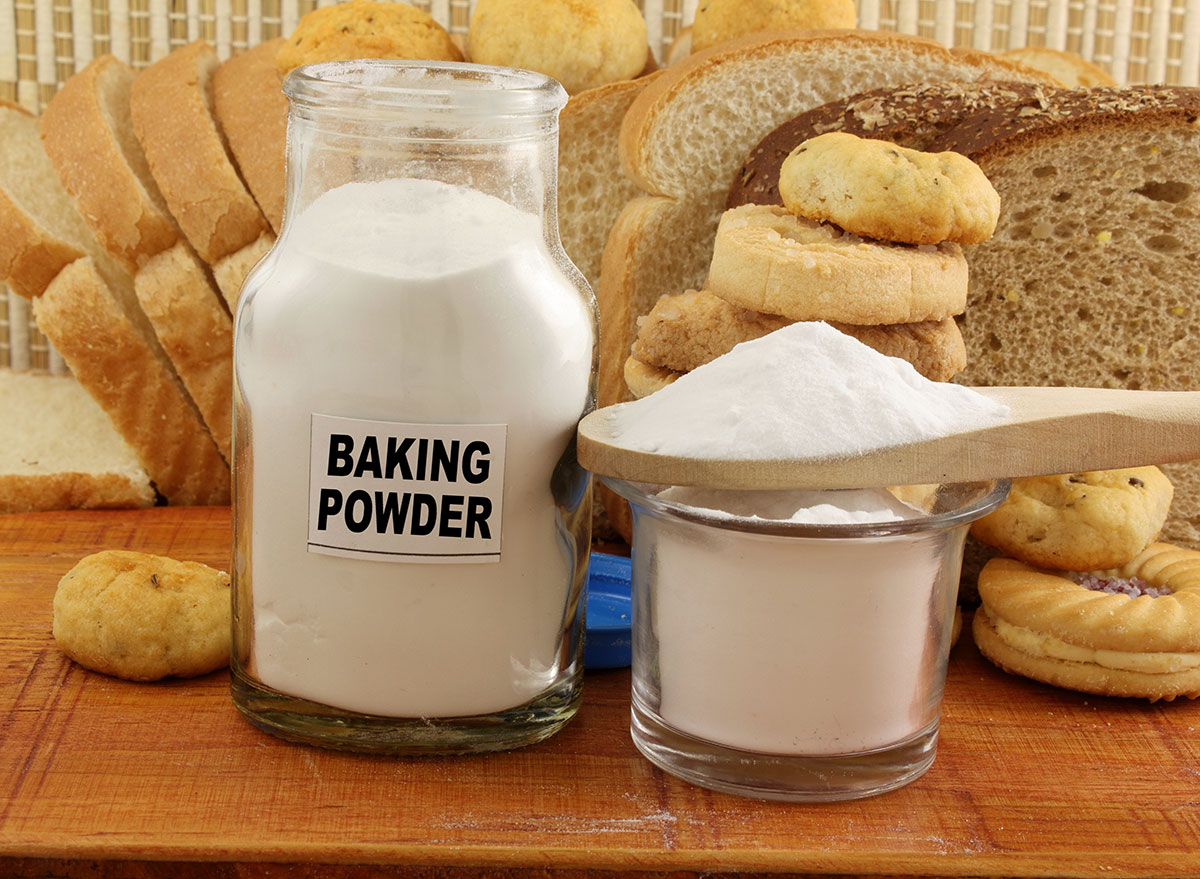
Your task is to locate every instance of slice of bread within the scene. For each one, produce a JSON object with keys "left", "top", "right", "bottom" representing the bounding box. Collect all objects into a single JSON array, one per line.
[
  {"left": 1001, "top": 47, "right": 1117, "bottom": 88},
  {"left": 0, "top": 369, "right": 155, "bottom": 512},
  {"left": 0, "top": 100, "right": 128, "bottom": 300},
  {"left": 212, "top": 38, "right": 288, "bottom": 234},
  {"left": 39, "top": 55, "right": 180, "bottom": 273},
  {"left": 558, "top": 71, "right": 663, "bottom": 292},
  {"left": 926, "top": 85, "right": 1200, "bottom": 547},
  {"left": 213, "top": 232, "right": 275, "bottom": 307},
  {"left": 34, "top": 258, "right": 230, "bottom": 506},
  {"left": 130, "top": 40, "right": 269, "bottom": 266},
  {"left": 134, "top": 243, "right": 234, "bottom": 462}
]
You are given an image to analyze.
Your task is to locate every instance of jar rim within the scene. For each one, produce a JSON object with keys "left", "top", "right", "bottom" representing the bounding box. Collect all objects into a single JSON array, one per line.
[
  {"left": 602, "top": 478, "right": 1012, "bottom": 538},
  {"left": 284, "top": 60, "right": 567, "bottom": 118}
]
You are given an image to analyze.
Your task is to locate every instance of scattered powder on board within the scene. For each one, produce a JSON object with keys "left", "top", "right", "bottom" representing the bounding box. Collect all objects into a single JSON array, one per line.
[{"left": 607, "top": 321, "right": 1010, "bottom": 459}]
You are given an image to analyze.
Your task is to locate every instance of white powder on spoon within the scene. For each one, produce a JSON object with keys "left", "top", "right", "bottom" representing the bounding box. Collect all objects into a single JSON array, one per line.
[{"left": 608, "top": 321, "right": 1009, "bottom": 459}]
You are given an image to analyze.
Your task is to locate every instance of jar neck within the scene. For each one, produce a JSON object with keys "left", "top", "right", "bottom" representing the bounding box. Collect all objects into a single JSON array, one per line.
[{"left": 280, "top": 61, "right": 567, "bottom": 237}]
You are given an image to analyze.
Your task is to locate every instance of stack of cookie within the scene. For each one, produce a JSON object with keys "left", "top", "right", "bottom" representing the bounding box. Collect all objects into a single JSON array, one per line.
[
  {"left": 622, "top": 131, "right": 1000, "bottom": 399},
  {"left": 971, "top": 467, "right": 1200, "bottom": 702}
]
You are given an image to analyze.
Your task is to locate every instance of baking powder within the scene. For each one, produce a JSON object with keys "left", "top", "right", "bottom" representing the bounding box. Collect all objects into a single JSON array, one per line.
[
  {"left": 608, "top": 320, "right": 1009, "bottom": 458},
  {"left": 235, "top": 177, "right": 594, "bottom": 718}
]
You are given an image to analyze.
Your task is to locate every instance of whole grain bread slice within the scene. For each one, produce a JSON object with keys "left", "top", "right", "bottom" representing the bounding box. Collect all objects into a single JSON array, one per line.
[
  {"left": 926, "top": 85, "right": 1200, "bottom": 547},
  {"left": 212, "top": 38, "right": 288, "bottom": 235},
  {"left": 0, "top": 99, "right": 130, "bottom": 300},
  {"left": 39, "top": 55, "right": 180, "bottom": 273},
  {"left": 131, "top": 40, "right": 269, "bottom": 266},
  {"left": 34, "top": 258, "right": 230, "bottom": 506},
  {"left": 0, "top": 369, "right": 155, "bottom": 512}
]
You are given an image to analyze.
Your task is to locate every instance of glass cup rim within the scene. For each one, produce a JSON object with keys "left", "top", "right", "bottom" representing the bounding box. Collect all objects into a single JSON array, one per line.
[
  {"left": 283, "top": 59, "right": 567, "bottom": 119},
  {"left": 602, "top": 478, "right": 1012, "bottom": 539}
]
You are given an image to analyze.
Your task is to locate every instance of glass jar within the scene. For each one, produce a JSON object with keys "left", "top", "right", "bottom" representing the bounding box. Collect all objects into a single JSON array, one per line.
[
  {"left": 231, "top": 61, "right": 596, "bottom": 754},
  {"left": 604, "top": 479, "right": 1009, "bottom": 801}
]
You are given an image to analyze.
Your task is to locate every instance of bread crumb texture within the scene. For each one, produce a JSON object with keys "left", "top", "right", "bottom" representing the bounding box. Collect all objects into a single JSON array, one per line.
[
  {"left": 468, "top": 0, "right": 647, "bottom": 95},
  {"left": 52, "top": 550, "right": 231, "bottom": 681},
  {"left": 691, "top": 0, "right": 856, "bottom": 53},
  {"left": 276, "top": 0, "right": 462, "bottom": 76}
]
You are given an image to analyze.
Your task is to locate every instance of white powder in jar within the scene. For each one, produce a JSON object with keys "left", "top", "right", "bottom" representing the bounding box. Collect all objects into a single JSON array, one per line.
[
  {"left": 608, "top": 320, "right": 1009, "bottom": 458},
  {"left": 235, "top": 178, "right": 593, "bottom": 718},
  {"left": 643, "top": 486, "right": 947, "bottom": 756}
]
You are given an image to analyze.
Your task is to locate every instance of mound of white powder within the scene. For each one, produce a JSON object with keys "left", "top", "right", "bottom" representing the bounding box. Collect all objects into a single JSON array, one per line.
[{"left": 608, "top": 321, "right": 1009, "bottom": 459}]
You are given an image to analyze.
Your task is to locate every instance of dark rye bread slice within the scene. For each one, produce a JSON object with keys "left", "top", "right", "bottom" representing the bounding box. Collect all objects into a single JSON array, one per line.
[
  {"left": 926, "top": 85, "right": 1200, "bottom": 549},
  {"left": 725, "top": 80, "right": 1058, "bottom": 209}
]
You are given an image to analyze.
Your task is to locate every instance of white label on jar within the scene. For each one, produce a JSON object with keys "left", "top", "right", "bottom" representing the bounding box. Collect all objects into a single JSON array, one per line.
[{"left": 307, "top": 413, "right": 506, "bottom": 563}]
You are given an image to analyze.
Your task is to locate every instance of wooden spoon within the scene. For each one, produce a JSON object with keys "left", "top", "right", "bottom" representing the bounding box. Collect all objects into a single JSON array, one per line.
[{"left": 577, "top": 386, "right": 1200, "bottom": 490}]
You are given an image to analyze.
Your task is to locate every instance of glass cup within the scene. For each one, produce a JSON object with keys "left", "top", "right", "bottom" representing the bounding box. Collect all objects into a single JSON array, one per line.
[{"left": 604, "top": 479, "right": 1010, "bottom": 801}]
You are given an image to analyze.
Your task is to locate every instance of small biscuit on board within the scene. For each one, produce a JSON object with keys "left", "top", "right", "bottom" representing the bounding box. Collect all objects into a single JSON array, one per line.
[
  {"left": 275, "top": 0, "right": 462, "bottom": 76},
  {"left": 973, "top": 544, "right": 1200, "bottom": 701},
  {"left": 707, "top": 204, "right": 968, "bottom": 325},
  {"left": 970, "top": 466, "right": 1173, "bottom": 571},
  {"left": 53, "top": 550, "right": 231, "bottom": 681},
  {"left": 778, "top": 131, "right": 1000, "bottom": 245}
]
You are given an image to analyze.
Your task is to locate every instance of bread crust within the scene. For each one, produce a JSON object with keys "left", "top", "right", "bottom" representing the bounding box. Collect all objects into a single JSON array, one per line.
[
  {"left": 39, "top": 55, "right": 179, "bottom": 272},
  {"left": 212, "top": 39, "right": 288, "bottom": 234},
  {"left": 0, "top": 472, "right": 154, "bottom": 513},
  {"left": 134, "top": 242, "right": 234, "bottom": 463},
  {"left": 131, "top": 40, "right": 268, "bottom": 266},
  {"left": 33, "top": 258, "right": 230, "bottom": 506}
]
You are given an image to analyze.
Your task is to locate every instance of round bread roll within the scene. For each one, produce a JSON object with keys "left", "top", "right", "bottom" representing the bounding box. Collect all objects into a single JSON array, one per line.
[
  {"left": 52, "top": 550, "right": 231, "bottom": 681},
  {"left": 692, "top": 0, "right": 856, "bottom": 54},
  {"left": 275, "top": 0, "right": 462, "bottom": 76},
  {"left": 467, "top": 0, "right": 648, "bottom": 95}
]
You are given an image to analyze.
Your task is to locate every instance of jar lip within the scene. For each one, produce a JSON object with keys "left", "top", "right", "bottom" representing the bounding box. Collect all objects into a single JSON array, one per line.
[
  {"left": 284, "top": 60, "right": 567, "bottom": 117},
  {"left": 601, "top": 478, "right": 1012, "bottom": 538}
]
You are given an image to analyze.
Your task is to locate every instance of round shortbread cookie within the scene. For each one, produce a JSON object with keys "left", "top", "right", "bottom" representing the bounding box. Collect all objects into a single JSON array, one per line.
[
  {"left": 970, "top": 466, "right": 1173, "bottom": 571},
  {"left": 707, "top": 204, "right": 967, "bottom": 325},
  {"left": 778, "top": 131, "right": 1000, "bottom": 245},
  {"left": 632, "top": 288, "right": 966, "bottom": 381},
  {"left": 974, "top": 545, "right": 1200, "bottom": 700},
  {"left": 52, "top": 550, "right": 231, "bottom": 681},
  {"left": 624, "top": 355, "right": 681, "bottom": 398}
]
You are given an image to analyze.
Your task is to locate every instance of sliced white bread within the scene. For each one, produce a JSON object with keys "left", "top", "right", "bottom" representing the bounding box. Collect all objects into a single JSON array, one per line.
[
  {"left": 0, "top": 100, "right": 130, "bottom": 300},
  {"left": 130, "top": 39, "right": 269, "bottom": 266},
  {"left": 34, "top": 258, "right": 230, "bottom": 506},
  {"left": 213, "top": 231, "right": 275, "bottom": 307},
  {"left": 0, "top": 369, "right": 155, "bottom": 513},
  {"left": 134, "top": 243, "right": 234, "bottom": 462},
  {"left": 1000, "top": 46, "right": 1117, "bottom": 88},
  {"left": 558, "top": 71, "right": 663, "bottom": 292},
  {"left": 926, "top": 85, "right": 1200, "bottom": 547},
  {"left": 212, "top": 37, "right": 288, "bottom": 235},
  {"left": 595, "top": 29, "right": 1054, "bottom": 538},
  {"left": 39, "top": 55, "right": 180, "bottom": 274}
]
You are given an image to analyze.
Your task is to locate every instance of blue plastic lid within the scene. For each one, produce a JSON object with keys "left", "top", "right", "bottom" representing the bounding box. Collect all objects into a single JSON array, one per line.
[{"left": 584, "top": 552, "right": 632, "bottom": 669}]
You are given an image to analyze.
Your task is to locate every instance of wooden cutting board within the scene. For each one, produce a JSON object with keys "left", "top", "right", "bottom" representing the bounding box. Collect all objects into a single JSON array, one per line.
[{"left": 2, "top": 508, "right": 1200, "bottom": 878}]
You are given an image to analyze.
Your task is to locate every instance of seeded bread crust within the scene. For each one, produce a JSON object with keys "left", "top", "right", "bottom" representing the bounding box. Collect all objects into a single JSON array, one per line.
[
  {"left": 212, "top": 38, "right": 288, "bottom": 234},
  {"left": 34, "top": 258, "right": 230, "bottom": 506},
  {"left": 131, "top": 40, "right": 269, "bottom": 266},
  {"left": 40, "top": 56, "right": 180, "bottom": 273}
]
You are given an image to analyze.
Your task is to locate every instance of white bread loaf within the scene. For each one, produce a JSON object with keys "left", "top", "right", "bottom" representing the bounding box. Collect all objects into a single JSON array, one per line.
[
  {"left": 34, "top": 258, "right": 230, "bottom": 506},
  {"left": 0, "top": 369, "right": 155, "bottom": 512},
  {"left": 130, "top": 40, "right": 270, "bottom": 266},
  {"left": 39, "top": 55, "right": 180, "bottom": 274}
]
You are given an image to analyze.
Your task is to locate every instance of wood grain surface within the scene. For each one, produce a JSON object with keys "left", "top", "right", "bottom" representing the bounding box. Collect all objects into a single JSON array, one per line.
[{"left": 2, "top": 508, "right": 1200, "bottom": 878}]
